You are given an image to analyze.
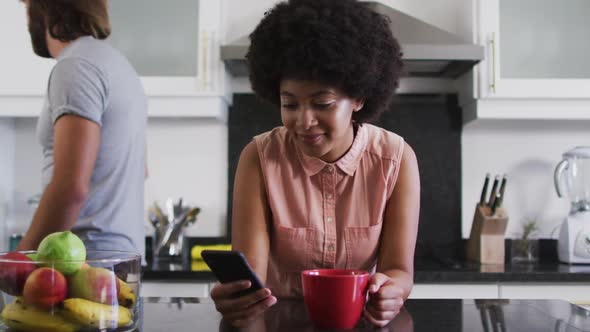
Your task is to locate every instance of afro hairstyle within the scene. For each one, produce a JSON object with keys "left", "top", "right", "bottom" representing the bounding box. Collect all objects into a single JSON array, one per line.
[{"left": 246, "top": 0, "right": 403, "bottom": 123}]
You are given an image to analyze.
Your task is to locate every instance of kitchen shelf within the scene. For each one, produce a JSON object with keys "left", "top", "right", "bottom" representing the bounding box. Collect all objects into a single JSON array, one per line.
[
  {"left": 0, "top": 95, "right": 229, "bottom": 121},
  {"left": 463, "top": 99, "right": 590, "bottom": 124}
]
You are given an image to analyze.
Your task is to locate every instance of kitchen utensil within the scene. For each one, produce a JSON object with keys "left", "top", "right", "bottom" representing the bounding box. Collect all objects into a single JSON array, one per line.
[
  {"left": 480, "top": 173, "right": 490, "bottom": 207},
  {"left": 498, "top": 175, "right": 507, "bottom": 202},
  {"left": 153, "top": 202, "right": 167, "bottom": 228},
  {"left": 152, "top": 200, "right": 200, "bottom": 259},
  {"left": 174, "top": 198, "right": 183, "bottom": 217},
  {"left": 161, "top": 207, "right": 201, "bottom": 255},
  {"left": 165, "top": 198, "right": 175, "bottom": 225},
  {"left": 159, "top": 209, "right": 191, "bottom": 253},
  {"left": 554, "top": 146, "right": 590, "bottom": 264},
  {"left": 492, "top": 175, "right": 507, "bottom": 215},
  {"left": 488, "top": 175, "right": 500, "bottom": 207},
  {"left": 490, "top": 192, "right": 501, "bottom": 216}
]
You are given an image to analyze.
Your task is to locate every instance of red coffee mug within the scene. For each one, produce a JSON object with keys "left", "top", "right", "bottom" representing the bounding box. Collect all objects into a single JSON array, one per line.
[{"left": 301, "top": 269, "right": 370, "bottom": 330}]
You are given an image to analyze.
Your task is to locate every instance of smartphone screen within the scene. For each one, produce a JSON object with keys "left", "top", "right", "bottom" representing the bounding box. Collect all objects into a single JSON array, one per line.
[{"left": 201, "top": 250, "right": 264, "bottom": 298}]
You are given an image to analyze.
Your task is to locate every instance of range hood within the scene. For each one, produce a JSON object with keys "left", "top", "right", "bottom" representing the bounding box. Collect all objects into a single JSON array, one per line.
[{"left": 221, "top": 2, "right": 484, "bottom": 79}]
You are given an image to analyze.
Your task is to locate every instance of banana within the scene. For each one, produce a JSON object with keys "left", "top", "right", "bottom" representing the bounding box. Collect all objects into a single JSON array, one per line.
[
  {"left": 1, "top": 300, "right": 81, "bottom": 332},
  {"left": 117, "top": 278, "right": 137, "bottom": 308},
  {"left": 62, "top": 298, "right": 132, "bottom": 329}
]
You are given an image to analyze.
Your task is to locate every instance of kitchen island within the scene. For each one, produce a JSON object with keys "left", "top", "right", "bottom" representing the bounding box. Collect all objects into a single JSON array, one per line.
[
  {"left": 142, "top": 238, "right": 590, "bottom": 305},
  {"left": 136, "top": 297, "right": 590, "bottom": 331}
]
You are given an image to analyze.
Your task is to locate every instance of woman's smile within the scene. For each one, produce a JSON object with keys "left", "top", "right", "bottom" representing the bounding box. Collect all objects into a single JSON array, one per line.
[{"left": 298, "top": 133, "right": 324, "bottom": 145}]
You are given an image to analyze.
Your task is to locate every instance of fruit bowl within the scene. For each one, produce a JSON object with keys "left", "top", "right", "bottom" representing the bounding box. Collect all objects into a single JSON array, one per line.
[{"left": 0, "top": 250, "right": 141, "bottom": 332}]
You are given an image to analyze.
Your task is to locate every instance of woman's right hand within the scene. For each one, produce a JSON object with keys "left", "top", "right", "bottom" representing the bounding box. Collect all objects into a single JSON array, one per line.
[{"left": 210, "top": 280, "right": 277, "bottom": 327}]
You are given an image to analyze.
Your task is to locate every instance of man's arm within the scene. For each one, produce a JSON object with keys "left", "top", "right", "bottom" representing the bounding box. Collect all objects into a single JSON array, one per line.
[{"left": 17, "top": 115, "right": 100, "bottom": 250}]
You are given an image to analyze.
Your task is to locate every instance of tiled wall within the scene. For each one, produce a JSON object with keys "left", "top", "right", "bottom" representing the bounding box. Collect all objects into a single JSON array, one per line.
[{"left": 228, "top": 94, "right": 463, "bottom": 254}]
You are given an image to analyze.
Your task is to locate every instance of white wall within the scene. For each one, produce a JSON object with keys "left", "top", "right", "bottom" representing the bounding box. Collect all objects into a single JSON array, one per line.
[
  {"left": 0, "top": 119, "right": 15, "bottom": 251},
  {"left": 462, "top": 120, "right": 590, "bottom": 239},
  {"left": 11, "top": 119, "right": 41, "bottom": 240},
  {"left": 12, "top": 118, "right": 228, "bottom": 241},
  {"left": 144, "top": 118, "right": 228, "bottom": 237}
]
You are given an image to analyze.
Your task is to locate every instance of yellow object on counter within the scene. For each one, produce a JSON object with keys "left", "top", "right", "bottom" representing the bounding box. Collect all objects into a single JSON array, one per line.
[
  {"left": 191, "top": 260, "right": 212, "bottom": 271},
  {"left": 191, "top": 244, "right": 232, "bottom": 261}
]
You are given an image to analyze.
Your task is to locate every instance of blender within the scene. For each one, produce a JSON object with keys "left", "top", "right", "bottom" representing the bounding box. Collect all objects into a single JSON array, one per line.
[{"left": 554, "top": 146, "right": 590, "bottom": 264}]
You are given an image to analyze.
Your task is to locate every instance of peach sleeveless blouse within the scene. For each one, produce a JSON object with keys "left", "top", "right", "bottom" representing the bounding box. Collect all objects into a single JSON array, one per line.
[{"left": 254, "top": 123, "right": 405, "bottom": 297}]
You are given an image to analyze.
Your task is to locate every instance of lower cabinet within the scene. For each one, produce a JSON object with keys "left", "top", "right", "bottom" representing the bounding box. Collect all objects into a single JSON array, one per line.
[
  {"left": 499, "top": 283, "right": 590, "bottom": 310},
  {"left": 411, "top": 283, "right": 590, "bottom": 310},
  {"left": 141, "top": 281, "right": 215, "bottom": 298},
  {"left": 141, "top": 281, "right": 590, "bottom": 310},
  {"left": 410, "top": 284, "right": 498, "bottom": 299}
]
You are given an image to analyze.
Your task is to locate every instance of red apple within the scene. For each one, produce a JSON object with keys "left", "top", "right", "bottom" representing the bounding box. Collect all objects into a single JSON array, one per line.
[
  {"left": 70, "top": 267, "right": 120, "bottom": 305},
  {"left": 23, "top": 267, "right": 67, "bottom": 309},
  {"left": 0, "top": 252, "right": 36, "bottom": 296}
]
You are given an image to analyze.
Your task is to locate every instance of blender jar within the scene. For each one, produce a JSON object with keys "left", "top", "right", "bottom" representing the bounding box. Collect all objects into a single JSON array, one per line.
[{"left": 554, "top": 146, "right": 590, "bottom": 214}]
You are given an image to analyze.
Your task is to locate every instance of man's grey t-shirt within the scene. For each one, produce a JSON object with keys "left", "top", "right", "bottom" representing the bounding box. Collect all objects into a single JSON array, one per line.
[{"left": 36, "top": 36, "right": 147, "bottom": 260}]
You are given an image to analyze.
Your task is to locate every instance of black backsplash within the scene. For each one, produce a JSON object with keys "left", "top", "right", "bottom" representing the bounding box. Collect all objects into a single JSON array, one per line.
[{"left": 228, "top": 94, "right": 463, "bottom": 261}]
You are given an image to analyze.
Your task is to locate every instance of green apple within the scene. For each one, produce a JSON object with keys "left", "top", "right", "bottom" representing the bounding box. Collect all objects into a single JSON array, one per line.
[{"left": 37, "top": 231, "right": 86, "bottom": 275}]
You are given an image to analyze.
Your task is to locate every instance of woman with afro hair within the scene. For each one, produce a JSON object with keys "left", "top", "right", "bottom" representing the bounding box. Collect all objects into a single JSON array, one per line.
[{"left": 211, "top": 0, "right": 420, "bottom": 327}]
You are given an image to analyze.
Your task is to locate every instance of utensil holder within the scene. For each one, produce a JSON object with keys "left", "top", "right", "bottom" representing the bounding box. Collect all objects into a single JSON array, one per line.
[
  {"left": 467, "top": 204, "right": 509, "bottom": 264},
  {"left": 153, "top": 232, "right": 185, "bottom": 260}
]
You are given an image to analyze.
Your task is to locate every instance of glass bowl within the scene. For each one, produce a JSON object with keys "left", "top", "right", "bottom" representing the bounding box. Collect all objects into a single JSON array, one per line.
[{"left": 0, "top": 250, "right": 141, "bottom": 332}]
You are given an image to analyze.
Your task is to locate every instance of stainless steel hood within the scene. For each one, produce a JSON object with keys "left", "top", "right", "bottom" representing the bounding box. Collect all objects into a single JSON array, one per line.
[{"left": 221, "top": 2, "right": 484, "bottom": 79}]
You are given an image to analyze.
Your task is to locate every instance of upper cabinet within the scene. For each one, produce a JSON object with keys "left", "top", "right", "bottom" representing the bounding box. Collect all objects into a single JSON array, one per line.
[
  {"left": 108, "top": 0, "right": 223, "bottom": 97},
  {"left": 0, "top": 0, "right": 227, "bottom": 119},
  {"left": 476, "top": 0, "right": 590, "bottom": 99}
]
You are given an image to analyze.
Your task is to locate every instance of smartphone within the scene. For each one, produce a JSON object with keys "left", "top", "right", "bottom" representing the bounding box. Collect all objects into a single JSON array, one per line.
[{"left": 201, "top": 250, "right": 265, "bottom": 298}]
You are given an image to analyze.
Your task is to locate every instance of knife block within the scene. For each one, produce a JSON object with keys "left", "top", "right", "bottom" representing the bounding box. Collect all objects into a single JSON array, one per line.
[{"left": 467, "top": 204, "right": 509, "bottom": 264}]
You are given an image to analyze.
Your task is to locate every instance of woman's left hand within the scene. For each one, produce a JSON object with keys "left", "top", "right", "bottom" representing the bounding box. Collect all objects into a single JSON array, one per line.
[{"left": 364, "top": 272, "right": 405, "bottom": 327}]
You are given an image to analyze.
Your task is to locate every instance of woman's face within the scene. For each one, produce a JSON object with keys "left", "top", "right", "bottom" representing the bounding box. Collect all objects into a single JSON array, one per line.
[{"left": 280, "top": 79, "right": 364, "bottom": 163}]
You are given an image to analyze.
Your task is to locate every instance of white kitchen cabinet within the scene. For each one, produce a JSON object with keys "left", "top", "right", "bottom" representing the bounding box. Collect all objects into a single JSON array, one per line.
[
  {"left": 108, "top": 0, "right": 224, "bottom": 97},
  {"left": 463, "top": 0, "right": 590, "bottom": 122},
  {"left": 141, "top": 281, "right": 215, "bottom": 298},
  {"left": 140, "top": 281, "right": 590, "bottom": 311},
  {"left": 499, "top": 283, "right": 590, "bottom": 310},
  {"left": 476, "top": 0, "right": 590, "bottom": 99},
  {"left": 0, "top": 0, "right": 228, "bottom": 119},
  {"left": 410, "top": 283, "right": 498, "bottom": 299},
  {"left": 411, "top": 283, "right": 590, "bottom": 310}
]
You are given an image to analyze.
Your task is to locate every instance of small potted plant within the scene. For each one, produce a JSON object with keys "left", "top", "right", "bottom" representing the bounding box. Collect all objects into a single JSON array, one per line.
[{"left": 511, "top": 218, "right": 540, "bottom": 264}]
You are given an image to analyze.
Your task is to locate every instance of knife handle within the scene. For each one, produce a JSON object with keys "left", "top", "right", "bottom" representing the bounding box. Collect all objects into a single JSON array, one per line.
[
  {"left": 488, "top": 175, "right": 500, "bottom": 207},
  {"left": 497, "top": 175, "right": 507, "bottom": 206},
  {"left": 491, "top": 192, "right": 501, "bottom": 215},
  {"left": 479, "top": 173, "right": 490, "bottom": 207}
]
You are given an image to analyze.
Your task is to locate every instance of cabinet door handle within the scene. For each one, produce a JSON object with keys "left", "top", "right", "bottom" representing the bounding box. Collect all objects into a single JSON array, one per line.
[{"left": 490, "top": 32, "right": 497, "bottom": 94}]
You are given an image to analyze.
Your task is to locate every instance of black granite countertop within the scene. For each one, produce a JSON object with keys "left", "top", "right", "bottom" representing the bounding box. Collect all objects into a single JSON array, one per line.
[
  {"left": 134, "top": 297, "right": 590, "bottom": 331},
  {"left": 142, "top": 257, "right": 590, "bottom": 283},
  {"left": 143, "top": 237, "right": 590, "bottom": 283}
]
